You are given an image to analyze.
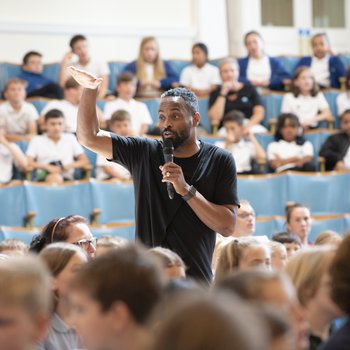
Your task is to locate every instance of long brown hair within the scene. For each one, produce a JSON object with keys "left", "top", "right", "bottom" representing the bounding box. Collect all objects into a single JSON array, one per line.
[
  {"left": 136, "top": 36, "right": 165, "bottom": 81},
  {"left": 290, "top": 66, "right": 319, "bottom": 97}
]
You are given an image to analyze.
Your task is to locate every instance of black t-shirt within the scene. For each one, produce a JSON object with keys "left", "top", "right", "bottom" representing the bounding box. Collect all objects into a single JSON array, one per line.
[
  {"left": 110, "top": 135, "right": 239, "bottom": 282},
  {"left": 209, "top": 84, "right": 262, "bottom": 128}
]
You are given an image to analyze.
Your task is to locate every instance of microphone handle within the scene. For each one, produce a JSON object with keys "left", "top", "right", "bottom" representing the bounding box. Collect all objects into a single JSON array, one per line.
[{"left": 164, "top": 154, "right": 174, "bottom": 199}]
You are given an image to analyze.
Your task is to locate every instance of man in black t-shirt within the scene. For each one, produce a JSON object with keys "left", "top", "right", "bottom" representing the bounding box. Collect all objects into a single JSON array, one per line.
[{"left": 68, "top": 66, "right": 239, "bottom": 282}]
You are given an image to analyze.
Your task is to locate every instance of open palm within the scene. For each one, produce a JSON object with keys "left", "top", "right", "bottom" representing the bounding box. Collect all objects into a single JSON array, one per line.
[{"left": 67, "top": 66, "right": 103, "bottom": 89}]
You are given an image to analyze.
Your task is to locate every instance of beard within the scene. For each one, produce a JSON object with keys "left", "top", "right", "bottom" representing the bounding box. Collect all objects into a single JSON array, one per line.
[{"left": 161, "top": 128, "right": 190, "bottom": 149}]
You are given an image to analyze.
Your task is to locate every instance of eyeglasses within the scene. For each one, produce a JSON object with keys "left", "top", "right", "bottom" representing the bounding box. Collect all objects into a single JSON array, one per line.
[
  {"left": 238, "top": 212, "right": 256, "bottom": 219},
  {"left": 72, "top": 237, "right": 97, "bottom": 249}
]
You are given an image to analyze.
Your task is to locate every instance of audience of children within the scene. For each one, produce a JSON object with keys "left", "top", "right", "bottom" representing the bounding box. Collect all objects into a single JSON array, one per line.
[
  {"left": 0, "top": 78, "right": 38, "bottom": 142},
  {"left": 319, "top": 109, "right": 350, "bottom": 171},
  {"left": 281, "top": 67, "right": 333, "bottom": 129},
  {"left": 295, "top": 33, "right": 346, "bottom": 89},
  {"left": 103, "top": 72, "right": 153, "bottom": 135},
  {"left": 124, "top": 36, "right": 178, "bottom": 98},
  {"left": 60, "top": 34, "right": 110, "bottom": 99},
  {"left": 336, "top": 68, "right": 350, "bottom": 116},
  {"left": 215, "top": 110, "right": 266, "bottom": 174},
  {"left": 272, "top": 232, "right": 302, "bottom": 258},
  {"left": 267, "top": 113, "right": 315, "bottom": 172},
  {"left": 19, "top": 51, "right": 63, "bottom": 99},
  {"left": 238, "top": 31, "right": 290, "bottom": 91},
  {"left": 179, "top": 42, "right": 221, "bottom": 97},
  {"left": 208, "top": 57, "right": 265, "bottom": 132},
  {"left": 26, "top": 109, "right": 89, "bottom": 182}
]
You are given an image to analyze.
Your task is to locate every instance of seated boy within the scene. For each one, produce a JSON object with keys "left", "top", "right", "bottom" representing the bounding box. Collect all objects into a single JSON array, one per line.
[
  {"left": 104, "top": 72, "right": 153, "bottom": 136},
  {"left": 319, "top": 109, "right": 350, "bottom": 171},
  {"left": 271, "top": 232, "right": 302, "bottom": 258},
  {"left": 60, "top": 34, "right": 110, "bottom": 99},
  {"left": 0, "top": 256, "right": 51, "bottom": 350},
  {"left": 26, "top": 109, "right": 89, "bottom": 183},
  {"left": 69, "top": 244, "right": 164, "bottom": 350},
  {"left": 96, "top": 110, "right": 132, "bottom": 181},
  {"left": 18, "top": 51, "right": 63, "bottom": 99},
  {"left": 0, "top": 78, "right": 38, "bottom": 142},
  {"left": 0, "top": 127, "right": 28, "bottom": 183},
  {"left": 215, "top": 110, "right": 266, "bottom": 174}
]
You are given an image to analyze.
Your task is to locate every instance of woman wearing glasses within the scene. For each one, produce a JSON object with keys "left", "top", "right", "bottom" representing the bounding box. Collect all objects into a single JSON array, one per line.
[{"left": 29, "top": 215, "right": 96, "bottom": 259}]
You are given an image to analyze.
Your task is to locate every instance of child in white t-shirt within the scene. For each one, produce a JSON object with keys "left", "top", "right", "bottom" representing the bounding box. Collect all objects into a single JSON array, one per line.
[
  {"left": 267, "top": 113, "right": 315, "bottom": 173},
  {"left": 179, "top": 42, "right": 221, "bottom": 97},
  {"left": 336, "top": 68, "right": 350, "bottom": 116},
  {"left": 96, "top": 110, "right": 132, "bottom": 181},
  {"left": 215, "top": 110, "right": 266, "bottom": 174},
  {"left": 281, "top": 67, "right": 333, "bottom": 129}
]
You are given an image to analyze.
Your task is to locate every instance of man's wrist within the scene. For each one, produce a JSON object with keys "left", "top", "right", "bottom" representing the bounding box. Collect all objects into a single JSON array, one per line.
[{"left": 182, "top": 185, "right": 197, "bottom": 201}]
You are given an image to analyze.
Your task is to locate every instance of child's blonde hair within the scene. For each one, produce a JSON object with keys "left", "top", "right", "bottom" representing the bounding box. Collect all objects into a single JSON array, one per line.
[
  {"left": 4, "top": 78, "right": 28, "bottom": 92},
  {"left": 0, "top": 238, "right": 28, "bottom": 255},
  {"left": 314, "top": 230, "right": 342, "bottom": 246},
  {"left": 96, "top": 235, "right": 128, "bottom": 249}
]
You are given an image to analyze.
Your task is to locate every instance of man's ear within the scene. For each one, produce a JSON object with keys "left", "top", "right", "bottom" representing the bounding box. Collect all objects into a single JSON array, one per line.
[{"left": 193, "top": 112, "right": 200, "bottom": 127}]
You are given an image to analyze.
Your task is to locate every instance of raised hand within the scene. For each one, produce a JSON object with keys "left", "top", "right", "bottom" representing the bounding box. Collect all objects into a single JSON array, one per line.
[{"left": 67, "top": 66, "right": 103, "bottom": 90}]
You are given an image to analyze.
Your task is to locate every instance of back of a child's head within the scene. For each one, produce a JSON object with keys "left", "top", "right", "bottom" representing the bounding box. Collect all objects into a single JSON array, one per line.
[
  {"left": 272, "top": 232, "right": 301, "bottom": 246},
  {"left": 148, "top": 247, "right": 186, "bottom": 270},
  {"left": 222, "top": 110, "right": 245, "bottom": 127},
  {"left": 110, "top": 109, "right": 132, "bottom": 125},
  {"left": 64, "top": 77, "right": 80, "bottom": 90},
  {"left": 0, "top": 238, "right": 28, "bottom": 255},
  {"left": 70, "top": 244, "right": 164, "bottom": 324}
]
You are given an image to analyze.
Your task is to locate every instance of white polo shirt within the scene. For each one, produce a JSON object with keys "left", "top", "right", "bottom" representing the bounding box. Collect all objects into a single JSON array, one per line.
[
  {"left": 0, "top": 143, "right": 22, "bottom": 183},
  {"left": 0, "top": 102, "right": 38, "bottom": 134},
  {"left": 336, "top": 93, "right": 350, "bottom": 116},
  {"left": 247, "top": 56, "right": 271, "bottom": 83},
  {"left": 311, "top": 55, "right": 330, "bottom": 87},
  {"left": 73, "top": 60, "right": 110, "bottom": 77},
  {"left": 104, "top": 98, "right": 153, "bottom": 135},
  {"left": 180, "top": 63, "right": 221, "bottom": 89},
  {"left": 26, "top": 133, "right": 84, "bottom": 180},
  {"left": 281, "top": 92, "right": 329, "bottom": 127},
  {"left": 215, "top": 139, "right": 256, "bottom": 173}
]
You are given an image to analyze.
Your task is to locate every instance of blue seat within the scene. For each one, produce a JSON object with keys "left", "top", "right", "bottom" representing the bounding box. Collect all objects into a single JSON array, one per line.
[
  {"left": 96, "top": 99, "right": 106, "bottom": 112},
  {"left": 275, "top": 56, "right": 299, "bottom": 76},
  {"left": 255, "top": 217, "right": 285, "bottom": 238},
  {"left": 168, "top": 60, "right": 190, "bottom": 77},
  {"left": 29, "top": 99, "right": 48, "bottom": 114},
  {"left": 309, "top": 216, "right": 346, "bottom": 242},
  {"left": 143, "top": 98, "right": 160, "bottom": 125},
  {"left": 198, "top": 98, "right": 211, "bottom": 133},
  {"left": 339, "top": 54, "right": 350, "bottom": 70},
  {"left": 108, "top": 61, "right": 128, "bottom": 93},
  {"left": 0, "top": 226, "right": 41, "bottom": 244},
  {"left": 238, "top": 174, "right": 288, "bottom": 216},
  {"left": 287, "top": 173, "right": 350, "bottom": 215},
  {"left": 260, "top": 94, "right": 283, "bottom": 128},
  {"left": 42, "top": 63, "right": 61, "bottom": 83},
  {"left": 83, "top": 147, "right": 97, "bottom": 178},
  {"left": 90, "top": 223, "right": 135, "bottom": 242},
  {"left": 304, "top": 131, "right": 331, "bottom": 168},
  {"left": 90, "top": 181, "right": 135, "bottom": 224},
  {"left": 24, "top": 181, "right": 94, "bottom": 226},
  {"left": 323, "top": 91, "right": 341, "bottom": 129},
  {"left": 0, "top": 184, "right": 28, "bottom": 226}
]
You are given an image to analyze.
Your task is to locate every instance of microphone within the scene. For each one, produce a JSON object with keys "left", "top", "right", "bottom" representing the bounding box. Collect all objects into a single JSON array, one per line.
[{"left": 163, "top": 138, "right": 174, "bottom": 199}]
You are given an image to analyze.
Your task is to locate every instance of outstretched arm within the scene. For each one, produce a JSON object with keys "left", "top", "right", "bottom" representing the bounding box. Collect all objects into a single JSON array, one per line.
[{"left": 68, "top": 66, "right": 113, "bottom": 159}]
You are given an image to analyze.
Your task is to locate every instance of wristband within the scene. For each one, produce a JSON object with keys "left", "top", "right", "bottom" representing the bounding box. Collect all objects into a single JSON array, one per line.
[
  {"left": 219, "top": 93, "right": 227, "bottom": 97},
  {"left": 182, "top": 185, "right": 197, "bottom": 201}
]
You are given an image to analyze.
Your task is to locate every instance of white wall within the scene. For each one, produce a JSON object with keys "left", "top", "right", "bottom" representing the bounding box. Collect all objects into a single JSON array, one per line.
[{"left": 0, "top": 0, "right": 229, "bottom": 63}]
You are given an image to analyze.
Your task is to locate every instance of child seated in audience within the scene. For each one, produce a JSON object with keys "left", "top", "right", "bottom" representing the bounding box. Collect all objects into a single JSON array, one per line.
[
  {"left": 0, "top": 256, "right": 51, "bottom": 350},
  {"left": 148, "top": 247, "right": 187, "bottom": 280},
  {"left": 179, "top": 42, "right": 221, "bottom": 97},
  {"left": 124, "top": 36, "right": 179, "bottom": 98},
  {"left": 0, "top": 127, "right": 28, "bottom": 184},
  {"left": 281, "top": 67, "right": 333, "bottom": 129},
  {"left": 95, "top": 235, "right": 128, "bottom": 256},
  {"left": 96, "top": 110, "right": 132, "bottom": 181},
  {"left": 267, "top": 113, "right": 315, "bottom": 172},
  {"left": 0, "top": 78, "right": 38, "bottom": 142},
  {"left": 321, "top": 234, "right": 350, "bottom": 349},
  {"left": 26, "top": 109, "right": 89, "bottom": 183},
  {"left": 18, "top": 51, "right": 63, "bottom": 99},
  {"left": 0, "top": 238, "right": 28, "bottom": 256},
  {"left": 215, "top": 270, "right": 309, "bottom": 350},
  {"left": 215, "top": 110, "right": 266, "bottom": 174},
  {"left": 215, "top": 237, "right": 271, "bottom": 281},
  {"left": 238, "top": 31, "right": 290, "bottom": 91},
  {"left": 232, "top": 199, "right": 256, "bottom": 237},
  {"left": 314, "top": 230, "right": 342, "bottom": 246},
  {"left": 319, "top": 109, "right": 350, "bottom": 171},
  {"left": 38, "top": 243, "right": 88, "bottom": 350},
  {"left": 208, "top": 57, "right": 265, "bottom": 133},
  {"left": 272, "top": 232, "right": 302, "bottom": 258},
  {"left": 295, "top": 32, "right": 346, "bottom": 89},
  {"left": 104, "top": 72, "right": 153, "bottom": 135},
  {"left": 269, "top": 241, "right": 288, "bottom": 270},
  {"left": 285, "top": 202, "right": 312, "bottom": 247},
  {"left": 286, "top": 246, "right": 343, "bottom": 350},
  {"left": 30, "top": 215, "right": 96, "bottom": 259},
  {"left": 336, "top": 68, "right": 350, "bottom": 116},
  {"left": 69, "top": 245, "right": 164, "bottom": 350},
  {"left": 40, "top": 77, "right": 105, "bottom": 133},
  {"left": 60, "top": 34, "right": 110, "bottom": 98}
]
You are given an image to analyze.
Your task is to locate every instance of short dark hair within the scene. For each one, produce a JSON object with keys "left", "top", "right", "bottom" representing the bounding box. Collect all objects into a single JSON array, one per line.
[
  {"left": 30, "top": 215, "right": 87, "bottom": 253},
  {"left": 341, "top": 109, "right": 350, "bottom": 121},
  {"left": 192, "top": 42, "right": 209, "bottom": 58},
  {"left": 274, "top": 113, "right": 305, "bottom": 145},
  {"left": 64, "top": 77, "right": 80, "bottom": 90},
  {"left": 69, "top": 34, "right": 87, "bottom": 50},
  {"left": 44, "top": 109, "right": 65, "bottom": 122},
  {"left": 117, "top": 71, "right": 136, "bottom": 86},
  {"left": 22, "top": 51, "right": 42, "bottom": 65},
  {"left": 161, "top": 87, "right": 199, "bottom": 115},
  {"left": 285, "top": 202, "right": 310, "bottom": 223},
  {"left": 244, "top": 31, "right": 263, "bottom": 45},
  {"left": 311, "top": 32, "right": 329, "bottom": 46},
  {"left": 222, "top": 110, "right": 245, "bottom": 126},
  {"left": 110, "top": 110, "right": 131, "bottom": 124},
  {"left": 272, "top": 232, "right": 301, "bottom": 246},
  {"left": 70, "top": 244, "right": 164, "bottom": 324}
]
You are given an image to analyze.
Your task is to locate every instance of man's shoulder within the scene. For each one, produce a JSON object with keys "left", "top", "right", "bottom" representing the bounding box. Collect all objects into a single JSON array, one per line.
[{"left": 201, "top": 141, "right": 234, "bottom": 160}]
